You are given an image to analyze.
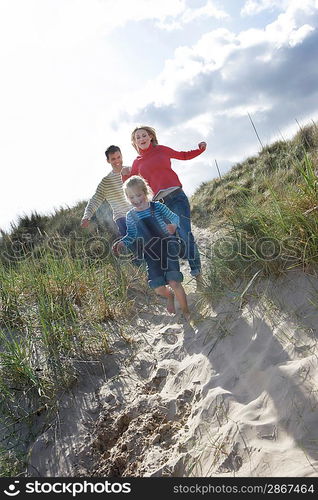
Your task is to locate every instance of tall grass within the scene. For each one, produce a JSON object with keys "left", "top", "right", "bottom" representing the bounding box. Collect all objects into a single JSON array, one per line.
[
  {"left": 1, "top": 121, "right": 318, "bottom": 474},
  {"left": 191, "top": 122, "right": 318, "bottom": 228},
  {"left": 0, "top": 240, "right": 145, "bottom": 475},
  {"left": 200, "top": 149, "right": 318, "bottom": 305}
]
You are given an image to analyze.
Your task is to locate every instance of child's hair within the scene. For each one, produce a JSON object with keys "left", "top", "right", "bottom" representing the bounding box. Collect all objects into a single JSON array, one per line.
[
  {"left": 123, "top": 175, "right": 153, "bottom": 201},
  {"left": 131, "top": 126, "right": 159, "bottom": 152}
]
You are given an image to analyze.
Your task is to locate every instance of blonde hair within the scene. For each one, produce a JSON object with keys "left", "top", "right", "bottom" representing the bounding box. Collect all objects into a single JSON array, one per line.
[
  {"left": 131, "top": 126, "right": 159, "bottom": 153},
  {"left": 123, "top": 175, "right": 153, "bottom": 201}
]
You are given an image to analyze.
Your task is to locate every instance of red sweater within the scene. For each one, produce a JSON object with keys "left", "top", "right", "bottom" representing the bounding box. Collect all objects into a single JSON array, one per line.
[{"left": 124, "top": 144, "right": 204, "bottom": 197}]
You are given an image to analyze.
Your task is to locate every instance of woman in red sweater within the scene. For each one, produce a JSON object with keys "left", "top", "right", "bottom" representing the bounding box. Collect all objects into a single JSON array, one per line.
[{"left": 127, "top": 125, "right": 207, "bottom": 287}]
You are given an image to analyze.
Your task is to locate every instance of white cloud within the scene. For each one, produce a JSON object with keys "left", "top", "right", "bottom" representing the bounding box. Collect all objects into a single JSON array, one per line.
[
  {"left": 182, "top": 0, "right": 229, "bottom": 23},
  {"left": 241, "top": 0, "right": 289, "bottom": 16},
  {"left": 1, "top": 0, "right": 318, "bottom": 232},
  {"left": 182, "top": 112, "right": 215, "bottom": 136},
  {"left": 289, "top": 23, "right": 315, "bottom": 46},
  {"left": 136, "top": 1, "right": 317, "bottom": 104},
  {"left": 116, "top": 1, "right": 318, "bottom": 165},
  {"left": 0, "top": 0, "right": 187, "bottom": 50},
  {"left": 241, "top": 0, "right": 318, "bottom": 17},
  {"left": 121, "top": 1, "right": 317, "bottom": 118},
  {"left": 157, "top": 0, "right": 229, "bottom": 30},
  {"left": 239, "top": 0, "right": 318, "bottom": 48},
  {"left": 120, "top": 27, "right": 237, "bottom": 114}
]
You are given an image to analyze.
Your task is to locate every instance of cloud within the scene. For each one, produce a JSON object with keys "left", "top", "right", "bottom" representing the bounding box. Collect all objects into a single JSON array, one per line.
[
  {"left": 241, "top": 0, "right": 289, "bottom": 16},
  {"left": 0, "top": 0, "right": 187, "bottom": 50},
  {"left": 2, "top": 0, "right": 318, "bottom": 231},
  {"left": 0, "top": 0, "right": 230, "bottom": 53},
  {"left": 115, "top": 1, "right": 318, "bottom": 164},
  {"left": 241, "top": 0, "right": 318, "bottom": 17},
  {"left": 157, "top": 0, "right": 229, "bottom": 30}
]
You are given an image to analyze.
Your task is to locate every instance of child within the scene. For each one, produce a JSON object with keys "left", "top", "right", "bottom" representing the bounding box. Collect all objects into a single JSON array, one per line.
[
  {"left": 124, "top": 125, "right": 207, "bottom": 290},
  {"left": 112, "top": 176, "right": 190, "bottom": 318}
]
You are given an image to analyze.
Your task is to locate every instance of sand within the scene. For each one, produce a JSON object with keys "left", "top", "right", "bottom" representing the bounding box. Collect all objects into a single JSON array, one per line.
[{"left": 27, "top": 226, "right": 318, "bottom": 478}]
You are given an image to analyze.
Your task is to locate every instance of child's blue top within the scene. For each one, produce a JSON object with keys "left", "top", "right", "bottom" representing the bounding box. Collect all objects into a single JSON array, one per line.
[{"left": 121, "top": 201, "right": 180, "bottom": 246}]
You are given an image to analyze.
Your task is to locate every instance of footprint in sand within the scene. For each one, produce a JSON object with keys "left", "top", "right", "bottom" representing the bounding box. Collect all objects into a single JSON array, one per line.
[
  {"left": 162, "top": 334, "right": 178, "bottom": 345},
  {"left": 159, "top": 325, "right": 183, "bottom": 345}
]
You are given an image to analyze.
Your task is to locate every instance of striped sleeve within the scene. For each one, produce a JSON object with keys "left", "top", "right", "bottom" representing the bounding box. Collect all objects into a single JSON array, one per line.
[
  {"left": 121, "top": 211, "right": 137, "bottom": 246},
  {"left": 83, "top": 173, "right": 131, "bottom": 221},
  {"left": 155, "top": 202, "right": 180, "bottom": 228},
  {"left": 82, "top": 177, "right": 109, "bottom": 220}
]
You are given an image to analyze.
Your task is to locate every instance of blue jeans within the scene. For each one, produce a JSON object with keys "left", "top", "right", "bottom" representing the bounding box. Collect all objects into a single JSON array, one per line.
[
  {"left": 115, "top": 217, "right": 127, "bottom": 237},
  {"left": 143, "top": 237, "right": 183, "bottom": 289},
  {"left": 163, "top": 190, "right": 201, "bottom": 277}
]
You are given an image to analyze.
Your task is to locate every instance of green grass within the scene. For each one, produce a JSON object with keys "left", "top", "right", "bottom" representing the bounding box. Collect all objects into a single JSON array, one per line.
[
  {"left": 0, "top": 236, "right": 147, "bottom": 475},
  {"left": 191, "top": 122, "right": 318, "bottom": 228},
  {"left": 193, "top": 123, "right": 318, "bottom": 306},
  {"left": 0, "top": 447, "right": 24, "bottom": 477},
  {"left": 1, "top": 120, "right": 318, "bottom": 475}
]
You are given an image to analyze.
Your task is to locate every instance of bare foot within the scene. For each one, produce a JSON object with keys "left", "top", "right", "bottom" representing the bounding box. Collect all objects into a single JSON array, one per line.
[{"left": 167, "top": 290, "right": 176, "bottom": 314}]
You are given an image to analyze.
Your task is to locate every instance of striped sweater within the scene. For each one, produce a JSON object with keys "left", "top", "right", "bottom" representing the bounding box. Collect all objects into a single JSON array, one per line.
[
  {"left": 121, "top": 202, "right": 180, "bottom": 247},
  {"left": 83, "top": 170, "right": 131, "bottom": 221}
]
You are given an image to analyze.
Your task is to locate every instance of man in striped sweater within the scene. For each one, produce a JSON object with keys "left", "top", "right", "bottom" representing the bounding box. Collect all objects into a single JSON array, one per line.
[{"left": 80, "top": 145, "right": 131, "bottom": 236}]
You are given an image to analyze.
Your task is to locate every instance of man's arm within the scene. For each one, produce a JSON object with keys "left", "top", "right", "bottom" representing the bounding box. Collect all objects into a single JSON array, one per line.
[{"left": 80, "top": 177, "right": 108, "bottom": 227}]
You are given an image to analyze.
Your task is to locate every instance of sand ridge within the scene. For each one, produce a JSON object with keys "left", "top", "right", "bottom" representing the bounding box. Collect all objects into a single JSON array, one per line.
[{"left": 27, "top": 227, "right": 318, "bottom": 477}]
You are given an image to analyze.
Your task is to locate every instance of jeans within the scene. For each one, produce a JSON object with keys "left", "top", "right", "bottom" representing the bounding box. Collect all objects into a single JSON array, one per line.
[
  {"left": 163, "top": 190, "right": 201, "bottom": 277},
  {"left": 115, "top": 217, "right": 127, "bottom": 237},
  {"left": 144, "top": 238, "right": 183, "bottom": 289}
]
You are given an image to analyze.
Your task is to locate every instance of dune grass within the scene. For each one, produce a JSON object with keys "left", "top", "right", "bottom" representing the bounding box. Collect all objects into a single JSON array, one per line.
[
  {"left": 194, "top": 123, "right": 318, "bottom": 305},
  {"left": 0, "top": 222, "right": 146, "bottom": 475},
  {"left": 1, "top": 121, "right": 318, "bottom": 475},
  {"left": 192, "top": 122, "right": 318, "bottom": 227}
]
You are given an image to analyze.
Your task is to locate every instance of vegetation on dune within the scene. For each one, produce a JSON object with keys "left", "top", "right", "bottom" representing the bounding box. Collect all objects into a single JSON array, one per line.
[
  {"left": 192, "top": 123, "right": 318, "bottom": 225},
  {"left": 191, "top": 122, "right": 318, "bottom": 304},
  {"left": 0, "top": 201, "right": 147, "bottom": 475},
  {"left": 1, "top": 121, "right": 318, "bottom": 475}
]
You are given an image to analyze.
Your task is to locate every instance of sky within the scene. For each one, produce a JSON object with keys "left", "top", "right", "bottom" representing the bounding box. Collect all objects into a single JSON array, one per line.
[{"left": 1, "top": 0, "right": 318, "bottom": 232}]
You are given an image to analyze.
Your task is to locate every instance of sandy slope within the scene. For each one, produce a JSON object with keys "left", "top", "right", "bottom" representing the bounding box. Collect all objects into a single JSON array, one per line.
[{"left": 27, "top": 227, "right": 318, "bottom": 477}]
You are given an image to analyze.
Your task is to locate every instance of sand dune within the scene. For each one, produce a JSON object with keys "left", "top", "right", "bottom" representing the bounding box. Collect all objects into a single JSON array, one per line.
[{"left": 27, "top": 227, "right": 318, "bottom": 478}]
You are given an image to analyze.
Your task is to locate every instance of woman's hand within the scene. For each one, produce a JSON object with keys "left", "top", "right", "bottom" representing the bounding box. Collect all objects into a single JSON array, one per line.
[
  {"left": 198, "top": 141, "right": 207, "bottom": 151},
  {"left": 166, "top": 223, "right": 177, "bottom": 235},
  {"left": 112, "top": 240, "right": 125, "bottom": 255}
]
